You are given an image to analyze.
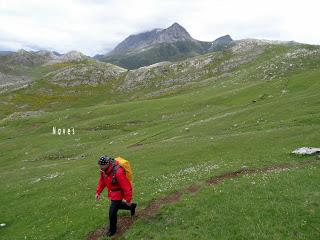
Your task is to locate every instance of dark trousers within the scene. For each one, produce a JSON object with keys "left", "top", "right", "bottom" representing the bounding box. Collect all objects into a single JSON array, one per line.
[{"left": 109, "top": 200, "right": 132, "bottom": 233}]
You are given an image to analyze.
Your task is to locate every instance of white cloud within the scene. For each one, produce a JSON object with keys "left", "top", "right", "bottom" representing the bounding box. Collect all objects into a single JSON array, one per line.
[{"left": 0, "top": 0, "right": 319, "bottom": 56}]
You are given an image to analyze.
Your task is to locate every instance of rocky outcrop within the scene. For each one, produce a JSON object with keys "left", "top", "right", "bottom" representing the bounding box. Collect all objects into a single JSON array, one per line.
[
  {"left": 292, "top": 147, "right": 320, "bottom": 155},
  {"left": 45, "top": 61, "right": 127, "bottom": 86},
  {"left": 0, "top": 72, "right": 32, "bottom": 93}
]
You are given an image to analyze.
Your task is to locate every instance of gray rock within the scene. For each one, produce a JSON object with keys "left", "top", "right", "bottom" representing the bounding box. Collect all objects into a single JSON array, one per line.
[{"left": 292, "top": 147, "right": 320, "bottom": 155}]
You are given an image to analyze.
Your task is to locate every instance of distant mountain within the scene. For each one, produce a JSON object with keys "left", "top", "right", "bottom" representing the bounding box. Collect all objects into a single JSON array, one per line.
[
  {"left": 52, "top": 51, "right": 62, "bottom": 56},
  {"left": 108, "top": 23, "right": 195, "bottom": 55},
  {"left": 208, "top": 35, "right": 235, "bottom": 51},
  {"left": 0, "top": 51, "right": 15, "bottom": 56},
  {"left": 95, "top": 23, "right": 234, "bottom": 69},
  {"left": 0, "top": 49, "right": 91, "bottom": 92},
  {"left": 0, "top": 49, "right": 89, "bottom": 69},
  {"left": 46, "top": 50, "right": 88, "bottom": 64}
]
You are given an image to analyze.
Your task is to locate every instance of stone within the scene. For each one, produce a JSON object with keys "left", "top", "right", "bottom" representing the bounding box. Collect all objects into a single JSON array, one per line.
[{"left": 292, "top": 147, "right": 320, "bottom": 155}]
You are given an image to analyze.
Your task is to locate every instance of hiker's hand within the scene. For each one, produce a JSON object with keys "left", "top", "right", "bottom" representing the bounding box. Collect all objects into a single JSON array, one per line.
[
  {"left": 123, "top": 199, "right": 131, "bottom": 206},
  {"left": 95, "top": 194, "right": 100, "bottom": 201}
]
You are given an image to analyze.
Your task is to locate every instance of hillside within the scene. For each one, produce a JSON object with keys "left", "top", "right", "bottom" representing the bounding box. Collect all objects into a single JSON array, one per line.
[{"left": 0, "top": 40, "right": 319, "bottom": 239}]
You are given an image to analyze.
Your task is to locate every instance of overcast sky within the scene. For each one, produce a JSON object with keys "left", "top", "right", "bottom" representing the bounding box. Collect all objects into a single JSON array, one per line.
[{"left": 0, "top": 0, "right": 319, "bottom": 56}]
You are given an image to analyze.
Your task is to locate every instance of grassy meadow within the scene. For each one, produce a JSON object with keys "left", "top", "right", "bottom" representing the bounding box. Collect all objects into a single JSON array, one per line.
[{"left": 0, "top": 44, "right": 319, "bottom": 239}]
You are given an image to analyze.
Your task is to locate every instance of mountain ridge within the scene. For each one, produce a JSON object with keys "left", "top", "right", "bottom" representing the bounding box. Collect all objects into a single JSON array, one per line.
[
  {"left": 107, "top": 23, "right": 196, "bottom": 56},
  {"left": 95, "top": 22, "right": 235, "bottom": 69}
]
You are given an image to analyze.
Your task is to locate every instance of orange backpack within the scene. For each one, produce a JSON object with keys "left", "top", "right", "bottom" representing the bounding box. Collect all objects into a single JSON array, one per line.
[{"left": 111, "top": 156, "right": 133, "bottom": 184}]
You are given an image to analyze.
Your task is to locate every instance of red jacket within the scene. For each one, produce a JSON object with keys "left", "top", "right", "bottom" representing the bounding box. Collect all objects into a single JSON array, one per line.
[{"left": 96, "top": 161, "right": 132, "bottom": 202}]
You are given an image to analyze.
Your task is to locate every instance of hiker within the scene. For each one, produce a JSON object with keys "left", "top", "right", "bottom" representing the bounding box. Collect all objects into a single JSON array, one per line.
[{"left": 96, "top": 156, "right": 137, "bottom": 237}]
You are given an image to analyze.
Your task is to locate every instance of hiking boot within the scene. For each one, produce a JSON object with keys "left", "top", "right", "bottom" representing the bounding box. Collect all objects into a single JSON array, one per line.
[
  {"left": 104, "top": 230, "right": 116, "bottom": 237},
  {"left": 131, "top": 203, "right": 137, "bottom": 216}
]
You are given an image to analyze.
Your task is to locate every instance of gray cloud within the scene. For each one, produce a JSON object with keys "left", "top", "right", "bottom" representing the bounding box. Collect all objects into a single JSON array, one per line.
[{"left": 0, "top": 0, "right": 319, "bottom": 56}]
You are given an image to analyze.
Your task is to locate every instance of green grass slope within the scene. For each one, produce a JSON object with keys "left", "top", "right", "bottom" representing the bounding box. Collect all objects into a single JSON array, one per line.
[
  {"left": 0, "top": 43, "right": 319, "bottom": 239},
  {"left": 128, "top": 163, "right": 320, "bottom": 240}
]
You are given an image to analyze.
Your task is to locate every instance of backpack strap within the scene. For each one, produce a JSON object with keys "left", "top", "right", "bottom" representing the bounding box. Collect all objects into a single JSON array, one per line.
[{"left": 111, "top": 159, "right": 120, "bottom": 184}]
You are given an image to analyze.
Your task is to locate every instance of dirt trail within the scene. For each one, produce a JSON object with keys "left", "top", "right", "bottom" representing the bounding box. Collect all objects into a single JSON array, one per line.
[{"left": 86, "top": 159, "right": 319, "bottom": 240}]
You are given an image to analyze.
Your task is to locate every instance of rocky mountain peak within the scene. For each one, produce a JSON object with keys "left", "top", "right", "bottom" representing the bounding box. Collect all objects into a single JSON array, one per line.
[
  {"left": 106, "top": 23, "right": 194, "bottom": 56},
  {"left": 156, "top": 22, "right": 194, "bottom": 43},
  {"left": 213, "top": 35, "right": 233, "bottom": 44},
  {"left": 34, "top": 50, "right": 59, "bottom": 59},
  {"left": 16, "top": 49, "right": 29, "bottom": 55},
  {"left": 60, "top": 51, "right": 88, "bottom": 61},
  {"left": 208, "top": 34, "right": 234, "bottom": 51},
  {"left": 166, "top": 22, "right": 189, "bottom": 34}
]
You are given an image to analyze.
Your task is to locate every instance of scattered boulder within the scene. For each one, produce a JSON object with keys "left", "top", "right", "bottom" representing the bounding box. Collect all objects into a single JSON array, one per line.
[{"left": 292, "top": 147, "right": 320, "bottom": 155}]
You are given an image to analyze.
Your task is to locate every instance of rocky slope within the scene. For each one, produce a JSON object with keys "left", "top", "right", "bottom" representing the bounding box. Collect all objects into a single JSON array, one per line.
[
  {"left": 0, "top": 37, "right": 319, "bottom": 126},
  {"left": 1, "top": 38, "right": 319, "bottom": 98},
  {"left": 45, "top": 61, "right": 127, "bottom": 86},
  {"left": 0, "top": 49, "right": 91, "bottom": 91},
  {"left": 0, "top": 72, "right": 32, "bottom": 93},
  {"left": 117, "top": 39, "right": 269, "bottom": 92},
  {"left": 43, "top": 39, "right": 319, "bottom": 98},
  {"left": 115, "top": 39, "right": 320, "bottom": 97}
]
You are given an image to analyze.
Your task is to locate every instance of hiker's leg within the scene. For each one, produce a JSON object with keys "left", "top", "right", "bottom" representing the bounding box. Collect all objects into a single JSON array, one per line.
[
  {"left": 109, "top": 200, "right": 121, "bottom": 233},
  {"left": 118, "top": 201, "right": 132, "bottom": 210},
  {"left": 118, "top": 201, "right": 137, "bottom": 216}
]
